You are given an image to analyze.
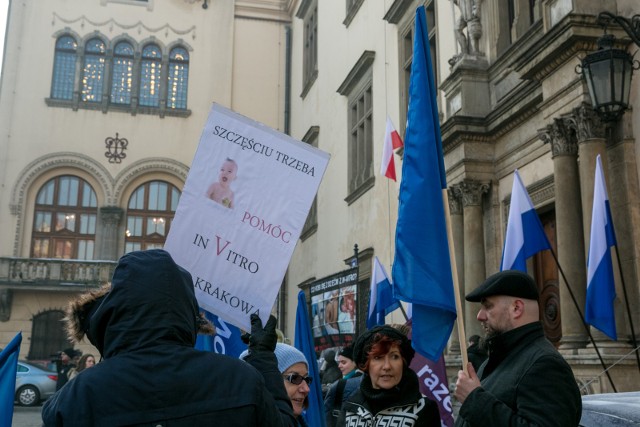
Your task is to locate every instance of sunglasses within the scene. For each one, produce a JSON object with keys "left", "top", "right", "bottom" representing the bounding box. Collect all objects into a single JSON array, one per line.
[{"left": 283, "top": 373, "right": 313, "bottom": 386}]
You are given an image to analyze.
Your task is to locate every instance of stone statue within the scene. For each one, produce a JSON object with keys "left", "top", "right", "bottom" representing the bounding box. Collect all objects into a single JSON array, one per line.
[{"left": 453, "top": 0, "right": 483, "bottom": 57}]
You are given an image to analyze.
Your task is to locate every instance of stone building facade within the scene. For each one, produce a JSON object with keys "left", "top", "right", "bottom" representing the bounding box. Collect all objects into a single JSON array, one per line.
[{"left": 0, "top": 0, "right": 638, "bottom": 393}]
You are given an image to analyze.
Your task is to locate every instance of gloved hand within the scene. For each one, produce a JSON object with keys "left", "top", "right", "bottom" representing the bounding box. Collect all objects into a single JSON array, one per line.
[{"left": 245, "top": 313, "right": 278, "bottom": 353}]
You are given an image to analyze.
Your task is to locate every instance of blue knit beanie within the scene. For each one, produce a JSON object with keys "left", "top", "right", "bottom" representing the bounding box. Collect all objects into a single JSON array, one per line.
[
  {"left": 275, "top": 343, "right": 308, "bottom": 373},
  {"left": 239, "top": 343, "right": 308, "bottom": 373}
]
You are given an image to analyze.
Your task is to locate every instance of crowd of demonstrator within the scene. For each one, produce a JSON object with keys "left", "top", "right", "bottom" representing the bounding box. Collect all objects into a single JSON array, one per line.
[{"left": 40, "top": 250, "right": 581, "bottom": 427}]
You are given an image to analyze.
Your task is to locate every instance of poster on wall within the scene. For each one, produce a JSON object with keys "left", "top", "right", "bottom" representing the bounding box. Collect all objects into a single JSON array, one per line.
[
  {"left": 165, "top": 103, "right": 330, "bottom": 332},
  {"left": 309, "top": 268, "right": 358, "bottom": 353}
]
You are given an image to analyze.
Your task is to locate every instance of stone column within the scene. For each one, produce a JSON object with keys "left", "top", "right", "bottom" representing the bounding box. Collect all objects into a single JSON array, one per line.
[
  {"left": 447, "top": 188, "right": 465, "bottom": 354},
  {"left": 606, "top": 117, "right": 640, "bottom": 346},
  {"left": 453, "top": 180, "right": 489, "bottom": 339},
  {"left": 566, "top": 104, "right": 607, "bottom": 250},
  {"left": 98, "top": 206, "right": 124, "bottom": 261},
  {"left": 539, "top": 118, "right": 588, "bottom": 350}
]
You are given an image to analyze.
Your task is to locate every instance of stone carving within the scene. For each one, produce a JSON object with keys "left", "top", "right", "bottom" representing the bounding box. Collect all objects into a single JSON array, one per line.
[
  {"left": 539, "top": 118, "right": 578, "bottom": 158},
  {"left": 452, "top": 180, "right": 490, "bottom": 207},
  {"left": 565, "top": 103, "right": 606, "bottom": 142},
  {"left": 450, "top": 0, "right": 484, "bottom": 64}
]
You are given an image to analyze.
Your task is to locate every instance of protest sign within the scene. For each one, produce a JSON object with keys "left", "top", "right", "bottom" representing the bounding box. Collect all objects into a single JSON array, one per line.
[{"left": 165, "top": 103, "right": 330, "bottom": 331}]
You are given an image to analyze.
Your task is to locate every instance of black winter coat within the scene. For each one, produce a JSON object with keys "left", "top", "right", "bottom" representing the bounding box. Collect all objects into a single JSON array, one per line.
[
  {"left": 338, "top": 367, "right": 440, "bottom": 427},
  {"left": 455, "top": 322, "right": 582, "bottom": 427},
  {"left": 42, "top": 249, "right": 296, "bottom": 427}
]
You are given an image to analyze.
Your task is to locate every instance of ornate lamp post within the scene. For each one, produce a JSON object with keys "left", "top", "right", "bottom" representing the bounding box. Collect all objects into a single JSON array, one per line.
[{"left": 578, "top": 12, "right": 640, "bottom": 122}]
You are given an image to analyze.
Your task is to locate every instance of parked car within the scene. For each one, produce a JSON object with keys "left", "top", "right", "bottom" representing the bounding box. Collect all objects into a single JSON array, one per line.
[
  {"left": 580, "top": 391, "right": 640, "bottom": 426},
  {"left": 15, "top": 361, "right": 57, "bottom": 406}
]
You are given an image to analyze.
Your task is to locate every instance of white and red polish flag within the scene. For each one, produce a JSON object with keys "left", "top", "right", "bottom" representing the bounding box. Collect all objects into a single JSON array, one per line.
[{"left": 380, "top": 116, "right": 404, "bottom": 181}]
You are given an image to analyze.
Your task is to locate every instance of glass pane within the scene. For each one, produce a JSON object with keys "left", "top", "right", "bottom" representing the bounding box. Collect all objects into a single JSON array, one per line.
[
  {"left": 32, "top": 239, "right": 50, "bottom": 258},
  {"left": 171, "top": 188, "right": 181, "bottom": 212},
  {"left": 129, "top": 187, "right": 145, "bottom": 210},
  {"left": 37, "top": 181, "right": 55, "bottom": 205},
  {"left": 54, "top": 240, "right": 74, "bottom": 259},
  {"left": 58, "top": 177, "right": 79, "bottom": 206},
  {"left": 82, "top": 39, "right": 106, "bottom": 103},
  {"left": 77, "top": 240, "right": 94, "bottom": 260},
  {"left": 139, "top": 44, "right": 162, "bottom": 107},
  {"left": 82, "top": 184, "right": 97, "bottom": 207},
  {"left": 79, "top": 214, "right": 96, "bottom": 234},
  {"left": 167, "top": 48, "right": 189, "bottom": 109},
  {"left": 55, "top": 213, "right": 76, "bottom": 232},
  {"left": 35, "top": 212, "right": 52, "bottom": 233},
  {"left": 146, "top": 217, "right": 166, "bottom": 236},
  {"left": 111, "top": 42, "right": 134, "bottom": 105},
  {"left": 126, "top": 216, "right": 143, "bottom": 237},
  {"left": 145, "top": 243, "right": 164, "bottom": 250},
  {"left": 125, "top": 242, "right": 141, "bottom": 254}
]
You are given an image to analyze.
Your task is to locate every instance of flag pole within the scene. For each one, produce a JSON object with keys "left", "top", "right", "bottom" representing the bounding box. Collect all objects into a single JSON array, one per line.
[
  {"left": 442, "top": 189, "right": 469, "bottom": 373},
  {"left": 612, "top": 246, "right": 640, "bottom": 373},
  {"left": 548, "top": 249, "right": 617, "bottom": 392}
]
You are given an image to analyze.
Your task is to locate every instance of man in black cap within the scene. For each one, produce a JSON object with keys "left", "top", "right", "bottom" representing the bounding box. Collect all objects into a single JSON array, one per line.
[{"left": 454, "top": 270, "right": 582, "bottom": 426}]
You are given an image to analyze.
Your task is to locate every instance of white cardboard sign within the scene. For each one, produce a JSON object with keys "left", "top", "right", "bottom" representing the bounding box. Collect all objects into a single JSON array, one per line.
[{"left": 165, "top": 103, "right": 330, "bottom": 331}]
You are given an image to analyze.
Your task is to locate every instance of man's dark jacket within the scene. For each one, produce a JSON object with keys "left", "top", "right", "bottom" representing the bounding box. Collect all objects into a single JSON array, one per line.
[
  {"left": 455, "top": 322, "right": 582, "bottom": 427},
  {"left": 42, "top": 249, "right": 296, "bottom": 427}
]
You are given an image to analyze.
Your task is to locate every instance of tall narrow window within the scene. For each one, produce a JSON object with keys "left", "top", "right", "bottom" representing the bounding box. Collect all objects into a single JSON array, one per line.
[
  {"left": 125, "top": 181, "right": 180, "bottom": 253},
  {"left": 31, "top": 176, "right": 98, "bottom": 260},
  {"left": 81, "top": 38, "right": 106, "bottom": 102},
  {"left": 139, "top": 44, "right": 162, "bottom": 107},
  {"left": 51, "top": 36, "right": 78, "bottom": 100},
  {"left": 111, "top": 41, "right": 134, "bottom": 105},
  {"left": 348, "top": 83, "right": 373, "bottom": 194},
  {"left": 167, "top": 47, "right": 189, "bottom": 109},
  {"left": 297, "top": 0, "right": 318, "bottom": 96}
]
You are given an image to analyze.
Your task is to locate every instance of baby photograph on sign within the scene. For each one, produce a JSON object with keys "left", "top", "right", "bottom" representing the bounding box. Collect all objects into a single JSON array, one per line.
[{"left": 165, "top": 103, "right": 330, "bottom": 332}]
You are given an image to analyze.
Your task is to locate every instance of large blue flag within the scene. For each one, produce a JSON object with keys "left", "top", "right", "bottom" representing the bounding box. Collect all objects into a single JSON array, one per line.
[
  {"left": 195, "top": 309, "right": 246, "bottom": 358},
  {"left": 0, "top": 332, "right": 22, "bottom": 426},
  {"left": 367, "top": 256, "right": 401, "bottom": 328},
  {"left": 585, "top": 155, "right": 618, "bottom": 340},
  {"left": 294, "top": 290, "right": 325, "bottom": 427},
  {"left": 500, "top": 169, "right": 551, "bottom": 271},
  {"left": 392, "top": 5, "right": 456, "bottom": 362}
]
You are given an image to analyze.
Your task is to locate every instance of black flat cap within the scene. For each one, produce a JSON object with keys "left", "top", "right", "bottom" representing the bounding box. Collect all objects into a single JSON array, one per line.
[{"left": 466, "top": 270, "right": 539, "bottom": 302}]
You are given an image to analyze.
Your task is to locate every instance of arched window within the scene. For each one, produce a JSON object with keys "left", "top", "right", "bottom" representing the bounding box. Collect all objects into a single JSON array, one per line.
[
  {"left": 125, "top": 181, "right": 180, "bottom": 253},
  {"left": 28, "top": 310, "right": 71, "bottom": 361},
  {"left": 31, "top": 176, "right": 98, "bottom": 260},
  {"left": 110, "top": 41, "right": 135, "bottom": 105},
  {"left": 81, "top": 38, "right": 106, "bottom": 102},
  {"left": 51, "top": 36, "right": 78, "bottom": 100},
  {"left": 139, "top": 44, "right": 162, "bottom": 107},
  {"left": 167, "top": 47, "right": 189, "bottom": 109}
]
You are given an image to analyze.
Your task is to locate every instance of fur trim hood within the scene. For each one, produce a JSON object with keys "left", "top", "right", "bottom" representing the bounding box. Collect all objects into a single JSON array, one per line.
[{"left": 64, "top": 250, "right": 214, "bottom": 355}]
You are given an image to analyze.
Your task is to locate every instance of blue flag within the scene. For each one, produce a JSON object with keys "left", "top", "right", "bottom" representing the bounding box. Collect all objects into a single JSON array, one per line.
[
  {"left": 500, "top": 170, "right": 551, "bottom": 271},
  {"left": 0, "top": 332, "right": 22, "bottom": 426},
  {"left": 195, "top": 309, "right": 246, "bottom": 358},
  {"left": 392, "top": 5, "right": 456, "bottom": 362},
  {"left": 294, "top": 290, "right": 326, "bottom": 427},
  {"left": 367, "top": 256, "right": 401, "bottom": 328},
  {"left": 585, "top": 155, "right": 618, "bottom": 340}
]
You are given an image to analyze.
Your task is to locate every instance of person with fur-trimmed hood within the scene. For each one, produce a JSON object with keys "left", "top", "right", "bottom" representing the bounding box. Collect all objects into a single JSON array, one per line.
[
  {"left": 42, "top": 249, "right": 296, "bottom": 427},
  {"left": 337, "top": 325, "right": 441, "bottom": 427}
]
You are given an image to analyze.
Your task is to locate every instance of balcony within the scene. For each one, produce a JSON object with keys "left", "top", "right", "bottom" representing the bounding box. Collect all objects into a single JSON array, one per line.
[{"left": 0, "top": 257, "right": 117, "bottom": 291}]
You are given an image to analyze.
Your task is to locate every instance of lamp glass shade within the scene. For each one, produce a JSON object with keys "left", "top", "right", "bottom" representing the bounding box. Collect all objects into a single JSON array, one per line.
[{"left": 582, "top": 42, "right": 634, "bottom": 121}]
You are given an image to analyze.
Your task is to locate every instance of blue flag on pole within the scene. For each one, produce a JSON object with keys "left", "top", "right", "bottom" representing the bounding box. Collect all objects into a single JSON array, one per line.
[
  {"left": 368, "top": 256, "right": 401, "bottom": 328},
  {"left": 195, "top": 309, "right": 246, "bottom": 358},
  {"left": 294, "top": 290, "right": 326, "bottom": 427},
  {"left": 500, "top": 170, "right": 551, "bottom": 271},
  {"left": 392, "top": 5, "right": 456, "bottom": 362},
  {"left": 585, "top": 155, "right": 618, "bottom": 340},
  {"left": 0, "top": 332, "right": 22, "bottom": 426}
]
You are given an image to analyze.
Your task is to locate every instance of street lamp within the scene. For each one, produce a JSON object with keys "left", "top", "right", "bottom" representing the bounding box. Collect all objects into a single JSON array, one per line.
[{"left": 578, "top": 12, "right": 640, "bottom": 122}]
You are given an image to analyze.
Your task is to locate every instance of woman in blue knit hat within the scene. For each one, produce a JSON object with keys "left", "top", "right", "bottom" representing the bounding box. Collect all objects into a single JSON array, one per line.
[
  {"left": 337, "top": 325, "right": 440, "bottom": 427},
  {"left": 243, "top": 343, "right": 312, "bottom": 426}
]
